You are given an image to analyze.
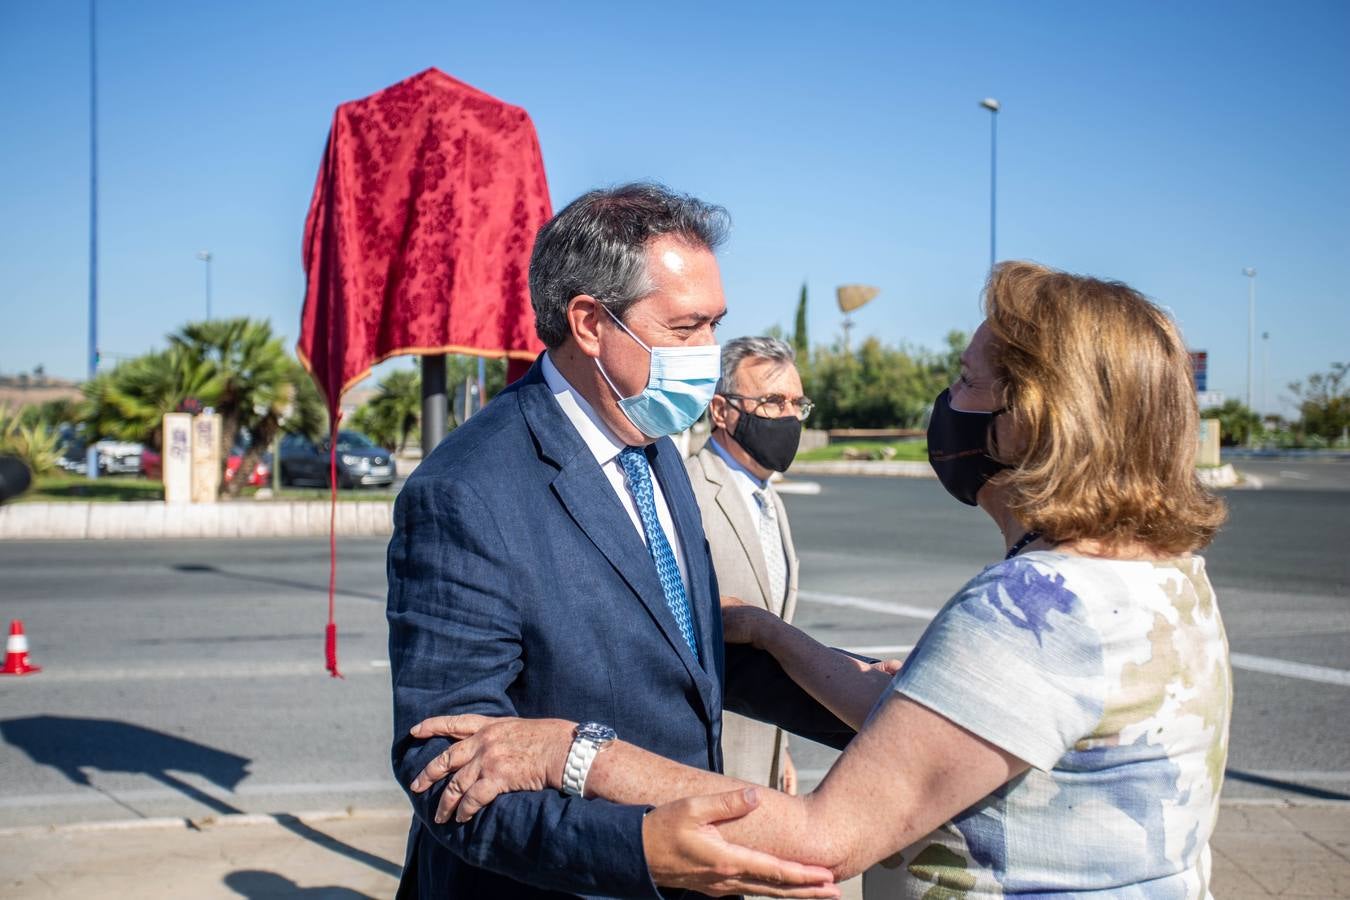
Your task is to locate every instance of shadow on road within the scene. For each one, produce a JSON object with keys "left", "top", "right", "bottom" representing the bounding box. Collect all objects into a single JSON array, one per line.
[
  {"left": 224, "top": 870, "right": 377, "bottom": 898},
  {"left": 0, "top": 716, "right": 400, "bottom": 878},
  {"left": 170, "top": 562, "right": 383, "bottom": 602},
  {"left": 1226, "top": 767, "right": 1350, "bottom": 802}
]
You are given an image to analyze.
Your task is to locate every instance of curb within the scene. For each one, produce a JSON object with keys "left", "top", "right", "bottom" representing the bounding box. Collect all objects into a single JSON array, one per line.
[
  {"left": 790, "top": 460, "right": 934, "bottom": 478},
  {"left": 0, "top": 500, "right": 395, "bottom": 541},
  {"left": 0, "top": 807, "right": 410, "bottom": 840},
  {"left": 4, "top": 796, "right": 1341, "bottom": 841}
]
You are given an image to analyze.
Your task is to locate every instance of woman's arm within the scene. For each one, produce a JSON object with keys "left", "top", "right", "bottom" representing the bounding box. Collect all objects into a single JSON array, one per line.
[
  {"left": 634, "top": 692, "right": 1027, "bottom": 880},
  {"left": 724, "top": 605, "right": 895, "bottom": 731},
  {"left": 413, "top": 693, "right": 1028, "bottom": 881}
]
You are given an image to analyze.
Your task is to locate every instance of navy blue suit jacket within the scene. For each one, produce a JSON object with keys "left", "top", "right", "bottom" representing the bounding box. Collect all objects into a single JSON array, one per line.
[{"left": 388, "top": 359, "right": 851, "bottom": 899}]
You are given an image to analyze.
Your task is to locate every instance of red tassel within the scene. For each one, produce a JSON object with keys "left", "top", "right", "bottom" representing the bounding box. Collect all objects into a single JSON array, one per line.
[
  {"left": 326, "top": 410, "right": 344, "bottom": 678},
  {"left": 325, "top": 621, "right": 342, "bottom": 679}
]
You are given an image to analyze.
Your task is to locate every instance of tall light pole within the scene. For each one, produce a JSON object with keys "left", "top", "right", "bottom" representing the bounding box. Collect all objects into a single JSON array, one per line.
[
  {"left": 1261, "top": 331, "right": 1270, "bottom": 420},
  {"left": 86, "top": 0, "right": 100, "bottom": 481},
  {"left": 980, "top": 98, "right": 1000, "bottom": 272},
  {"left": 1243, "top": 267, "right": 1257, "bottom": 413},
  {"left": 197, "top": 250, "right": 213, "bottom": 320}
]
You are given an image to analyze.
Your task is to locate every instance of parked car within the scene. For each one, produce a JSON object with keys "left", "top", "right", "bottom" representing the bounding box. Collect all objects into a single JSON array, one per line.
[
  {"left": 278, "top": 430, "right": 395, "bottom": 488},
  {"left": 56, "top": 432, "right": 145, "bottom": 476},
  {"left": 140, "top": 443, "right": 271, "bottom": 487}
]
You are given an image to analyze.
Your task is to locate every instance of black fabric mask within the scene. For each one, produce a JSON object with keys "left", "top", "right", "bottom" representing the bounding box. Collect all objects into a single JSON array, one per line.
[
  {"left": 927, "top": 388, "right": 1009, "bottom": 506},
  {"left": 730, "top": 408, "right": 803, "bottom": 473}
]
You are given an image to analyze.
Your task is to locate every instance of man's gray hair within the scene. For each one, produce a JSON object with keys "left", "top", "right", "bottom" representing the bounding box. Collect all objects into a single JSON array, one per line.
[
  {"left": 717, "top": 336, "right": 796, "bottom": 396},
  {"left": 528, "top": 183, "right": 730, "bottom": 348}
]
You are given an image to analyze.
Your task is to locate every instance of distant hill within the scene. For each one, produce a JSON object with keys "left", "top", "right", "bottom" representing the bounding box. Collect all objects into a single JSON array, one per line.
[{"left": 0, "top": 374, "right": 83, "bottom": 410}]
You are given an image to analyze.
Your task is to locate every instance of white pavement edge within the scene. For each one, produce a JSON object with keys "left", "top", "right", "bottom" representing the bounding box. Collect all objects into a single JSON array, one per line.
[
  {"left": 0, "top": 500, "right": 394, "bottom": 541},
  {"left": 0, "top": 807, "right": 409, "bottom": 840}
]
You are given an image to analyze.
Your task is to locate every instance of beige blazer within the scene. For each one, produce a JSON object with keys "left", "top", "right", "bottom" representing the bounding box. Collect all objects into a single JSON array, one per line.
[{"left": 685, "top": 444, "right": 800, "bottom": 789}]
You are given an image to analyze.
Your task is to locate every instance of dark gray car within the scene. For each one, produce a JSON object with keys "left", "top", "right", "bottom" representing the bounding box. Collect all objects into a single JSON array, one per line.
[{"left": 278, "top": 430, "right": 395, "bottom": 488}]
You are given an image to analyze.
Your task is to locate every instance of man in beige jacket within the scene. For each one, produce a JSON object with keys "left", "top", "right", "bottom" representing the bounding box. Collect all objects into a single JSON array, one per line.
[{"left": 685, "top": 336, "right": 813, "bottom": 792}]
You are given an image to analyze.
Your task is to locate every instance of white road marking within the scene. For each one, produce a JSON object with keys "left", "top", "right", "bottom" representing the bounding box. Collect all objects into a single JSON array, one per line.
[
  {"left": 847, "top": 644, "right": 914, "bottom": 657},
  {"left": 793, "top": 768, "right": 1350, "bottom": 787},
  {"left": 1230, "top": 653, "right": 1350, "bottom": 687},
  {"left": 798, "top": 590, "right": 937, "bottom": 621},
  {"left": 1278, "top": 470, "right": 1311, "bottom": 480},
  {"left": 802, "top": 590, "right": 1350, "bottom": 687},
  {"left": 774, "top": 480, "right": 823, "bottom": 496}
]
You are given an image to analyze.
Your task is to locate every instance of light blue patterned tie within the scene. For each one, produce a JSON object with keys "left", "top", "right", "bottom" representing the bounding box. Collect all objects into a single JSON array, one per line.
[{"left": 618, "top": 447, "right": 699, "bottom": 658}]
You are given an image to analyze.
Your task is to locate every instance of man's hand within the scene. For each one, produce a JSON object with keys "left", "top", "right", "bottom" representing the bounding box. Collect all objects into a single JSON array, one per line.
[
  {"left": 780, "top": 750, "right": 798, "bottom": 796},
  {"left": 721, "top": 604, "right": 775, "bottom": 648},
  {"left": 643, "top": 788, "right": 839, "bottom": 898},
  {"left": 408, "top": 715, "right": 574, "bottom": 824}
]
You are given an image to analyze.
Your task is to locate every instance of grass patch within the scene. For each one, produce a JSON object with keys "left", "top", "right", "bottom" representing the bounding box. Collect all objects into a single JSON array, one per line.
[
  {"left": 250, "top": 486, "right": 399, "bottom": 502},
  {"left": 21, "top": 474, "right": 165, "bottom": 503},
  {"left": 796, "top": 441, "right": 929, "bottom": 462},
  {"left": 16, "top": 475, "right": 397, "bottom": 503}
]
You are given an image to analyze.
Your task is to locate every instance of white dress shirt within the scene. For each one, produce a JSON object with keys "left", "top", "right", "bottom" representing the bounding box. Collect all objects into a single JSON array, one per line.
[
  {"left": 708, "top": 436, "right": 771, "bottom": 519},
  {"left": 541, "top": 352, "right": 688, "bottom": 590},
  {"left": 708, "top": 436, "right": 788, "bottom": 602}
]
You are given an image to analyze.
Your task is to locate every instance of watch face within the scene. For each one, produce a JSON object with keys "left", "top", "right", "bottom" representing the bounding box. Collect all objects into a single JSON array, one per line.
[{"left": 575, "top": 722, "right": 617, "bottom": 743}]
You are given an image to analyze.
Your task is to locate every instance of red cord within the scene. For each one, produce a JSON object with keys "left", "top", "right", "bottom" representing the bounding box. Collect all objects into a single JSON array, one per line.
[{"left": 326, "top": 410, "right": 344, "bottom": 678}]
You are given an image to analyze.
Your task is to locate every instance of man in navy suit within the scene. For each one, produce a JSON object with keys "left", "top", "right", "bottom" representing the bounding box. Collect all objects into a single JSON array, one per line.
[{"left": 388, "top": 183, "right": 849, "bottom": 899}]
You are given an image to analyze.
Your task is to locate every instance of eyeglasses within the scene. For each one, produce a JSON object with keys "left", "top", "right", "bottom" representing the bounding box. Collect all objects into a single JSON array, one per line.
[{"left": 722, "top": 393, "right": 815, "bottom": 421}]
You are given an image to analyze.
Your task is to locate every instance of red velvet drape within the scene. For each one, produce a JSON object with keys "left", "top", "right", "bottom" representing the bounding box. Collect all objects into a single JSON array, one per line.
[{"left": 296, "top": 69, "right": 552, "bottom": 675}]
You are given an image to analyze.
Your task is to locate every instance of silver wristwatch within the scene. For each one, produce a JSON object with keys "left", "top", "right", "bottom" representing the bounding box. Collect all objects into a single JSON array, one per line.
[{"left": 562, "top": 722, "right": 617, "bottom": 797}]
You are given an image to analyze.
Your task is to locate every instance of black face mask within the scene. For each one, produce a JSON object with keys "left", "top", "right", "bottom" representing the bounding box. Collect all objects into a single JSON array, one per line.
[
  {"left": 927, "top": 388, "right": 1009, "bottom": 506},
  {"left": 730, "top": 407, "right": 803, "bottom": 473}
]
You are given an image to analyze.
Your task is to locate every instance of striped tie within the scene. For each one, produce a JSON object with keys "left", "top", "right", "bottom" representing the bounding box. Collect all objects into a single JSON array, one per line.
[
  {"left": 618, "top": 447, "right": 699, "bottom": 658},
  {"left": 754, "top": 489, "right": 787, "bottom": 607}
]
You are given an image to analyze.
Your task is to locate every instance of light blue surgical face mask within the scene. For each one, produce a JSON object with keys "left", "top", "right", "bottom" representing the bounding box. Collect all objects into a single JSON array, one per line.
[{"left": 595, "top": 306, "right": 721, "bottom": 438}]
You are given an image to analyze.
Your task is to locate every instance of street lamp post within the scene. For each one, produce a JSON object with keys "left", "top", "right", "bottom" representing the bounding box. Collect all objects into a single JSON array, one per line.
[
  {"left": 1261, "top": 331, "right": 1270, "bottom": 421},
  {"left": 1236, "top": 267, "right": 1258, "bottom": 450},
  {"left": 980, "top": 98, "right": 1000, "bottom": 272},
  {"left": 197, "top": 250, "right": 213, "bottom": 320},
  {"left": 1243, "top": 268, "right": 1257, "bottom": 412},
  {"left": 86, "top": 0, "right": 100, "bottom": 482}
]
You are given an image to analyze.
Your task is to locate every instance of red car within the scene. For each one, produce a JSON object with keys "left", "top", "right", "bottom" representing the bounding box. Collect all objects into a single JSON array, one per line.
[{"left": 140, "top": 445, "right": 271, "bottom": 487}]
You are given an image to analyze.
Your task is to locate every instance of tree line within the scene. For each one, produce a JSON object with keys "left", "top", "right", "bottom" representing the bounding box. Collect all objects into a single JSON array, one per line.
[{"left": 3, "top": 314, "right": 1344, "bottom": 489}]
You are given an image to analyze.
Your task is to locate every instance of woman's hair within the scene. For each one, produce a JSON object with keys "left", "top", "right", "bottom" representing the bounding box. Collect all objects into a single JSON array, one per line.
[{"left": 984, "top": 261, "right": 1226, "bottom": 554}]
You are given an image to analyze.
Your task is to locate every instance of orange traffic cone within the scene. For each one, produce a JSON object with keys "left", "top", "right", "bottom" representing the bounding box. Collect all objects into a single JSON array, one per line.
[{"left": 1, "top": 619, "right": 40, "bottom": 676}]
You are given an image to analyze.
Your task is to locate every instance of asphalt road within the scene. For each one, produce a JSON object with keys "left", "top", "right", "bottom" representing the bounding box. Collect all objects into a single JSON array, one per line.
[{"left": 0, "top": 473, "right": 1346, "bottom": 830}]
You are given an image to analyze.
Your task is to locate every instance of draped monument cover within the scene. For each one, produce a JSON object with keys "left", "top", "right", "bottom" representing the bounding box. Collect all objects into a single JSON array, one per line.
[{"left": 297, "top": 67, "right": 550, "bottom": 409}]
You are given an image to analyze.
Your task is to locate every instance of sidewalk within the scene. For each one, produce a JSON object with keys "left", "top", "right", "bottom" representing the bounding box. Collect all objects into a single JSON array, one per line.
[{"left": 3, "top": 800, "right": 1346, "bottom": 898}]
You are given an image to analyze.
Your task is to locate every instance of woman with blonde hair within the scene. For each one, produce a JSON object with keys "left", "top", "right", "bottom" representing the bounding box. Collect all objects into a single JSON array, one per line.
[{"left": 409, "top": 262, "right": 1232, "bottom": 898}]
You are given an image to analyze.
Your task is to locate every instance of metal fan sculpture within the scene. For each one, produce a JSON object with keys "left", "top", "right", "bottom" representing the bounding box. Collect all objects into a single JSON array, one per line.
[{"left": 836, "top": 284, "right": 880, "bottom": 352}]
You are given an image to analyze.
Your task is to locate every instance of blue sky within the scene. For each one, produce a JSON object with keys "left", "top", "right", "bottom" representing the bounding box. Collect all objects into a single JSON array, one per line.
[{"left": 2, "top": 1, "right": 1346, "bottom": 416}]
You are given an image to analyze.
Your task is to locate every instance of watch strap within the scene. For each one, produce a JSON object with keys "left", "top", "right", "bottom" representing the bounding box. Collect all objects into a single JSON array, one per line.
[{"left": 562, "top": 735, "right": 600, "bottom": 797}]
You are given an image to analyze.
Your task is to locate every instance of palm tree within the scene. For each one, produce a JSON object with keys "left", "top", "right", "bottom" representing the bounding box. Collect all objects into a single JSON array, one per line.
[
  {"left": 372, "top": 369, "right": 421, "bottom": 452},
  {"left": 81, "top": 345, "right": 223, "bottom": 449},
  {"left": 171, "top": 318, "right": 322, "bottom": 496}
]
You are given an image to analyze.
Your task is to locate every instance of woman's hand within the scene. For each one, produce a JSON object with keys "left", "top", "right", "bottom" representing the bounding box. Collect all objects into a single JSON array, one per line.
[
  {"left": 643, "top": 788, "right": 840, "bottom": 898},
  {"left": 408, "top": 714, "right": 574, "bottom": 824}
]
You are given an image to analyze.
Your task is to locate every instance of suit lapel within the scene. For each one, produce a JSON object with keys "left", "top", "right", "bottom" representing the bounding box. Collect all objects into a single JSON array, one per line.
[
  {"left": 703, "top": 451, "right": 775, "bottom": 610},
  {"left": 519, "top": 374, "right": 715, "bottom": 717}
]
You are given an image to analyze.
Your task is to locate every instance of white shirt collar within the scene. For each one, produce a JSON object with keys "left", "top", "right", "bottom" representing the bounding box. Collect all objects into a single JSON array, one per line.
[
  {"left": 541, "top": 351, "right": 628, "bottom": 465},
  {"left": 708, "top": 435, "right": 769, "bottom": 491}
]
